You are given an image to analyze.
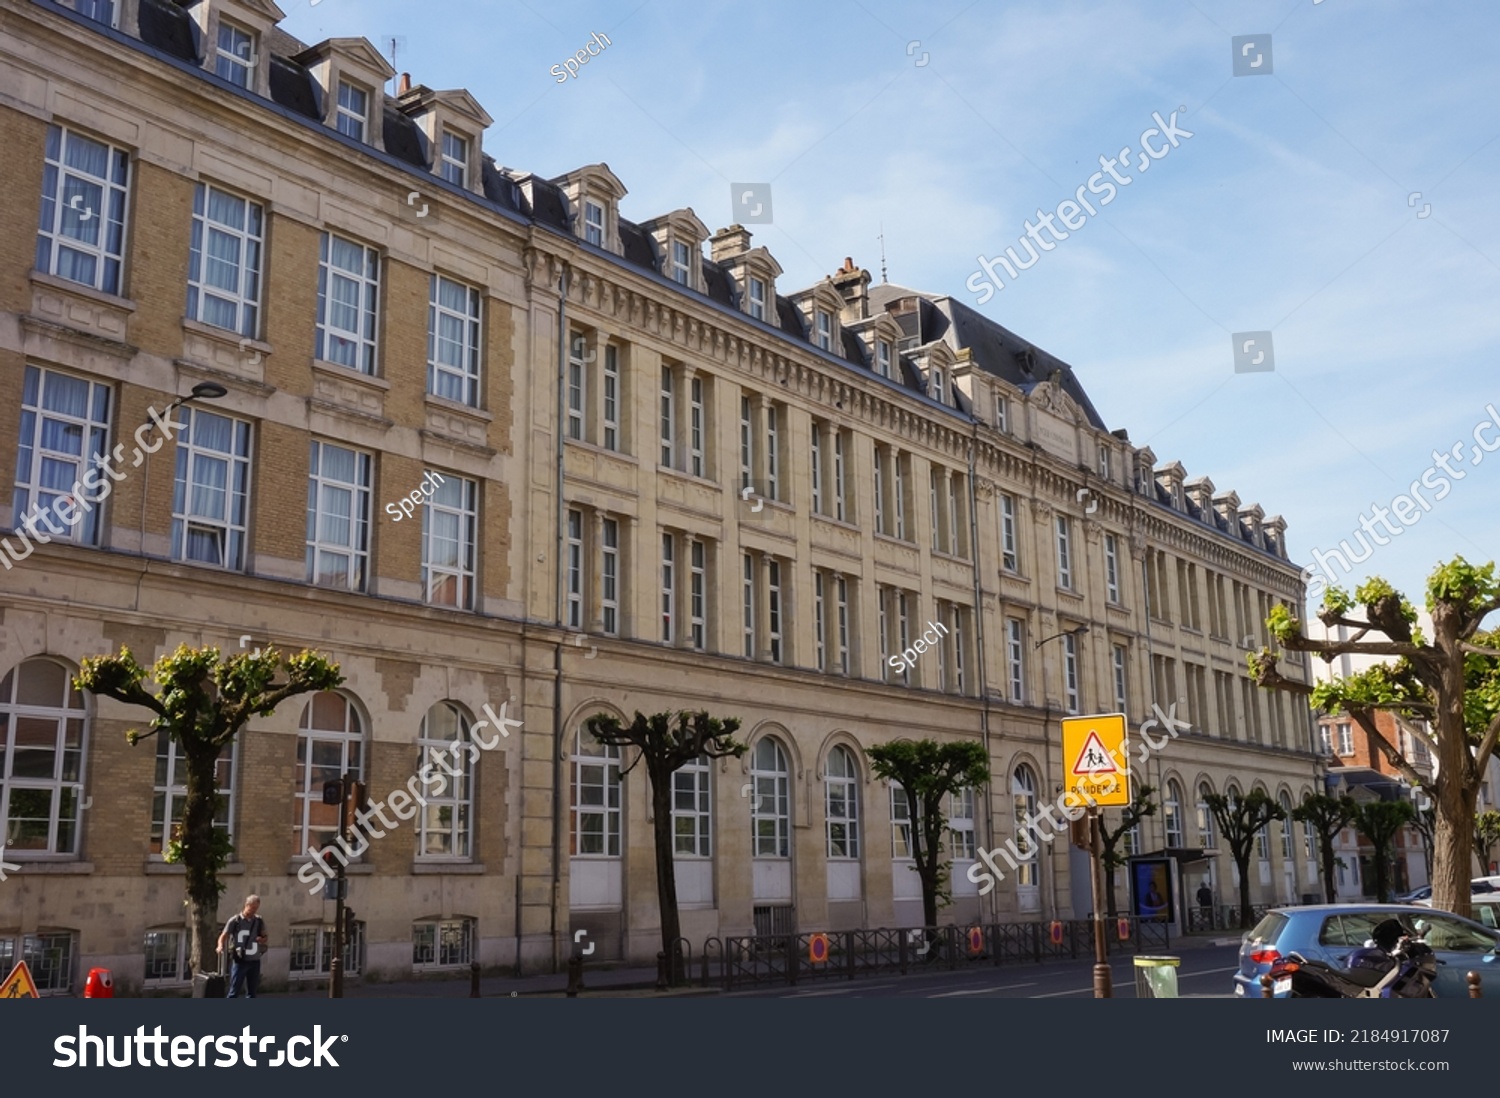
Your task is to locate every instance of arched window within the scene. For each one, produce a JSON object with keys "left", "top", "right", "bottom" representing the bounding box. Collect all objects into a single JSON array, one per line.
[
  {"left": 1164, "top": 780, "right": 1185, "bottom": 848},
  {"left": 673, "top": 754, "right": 711, "bottom": 858},
  {"left": 825, "top": 746, "right": 859, "bottom": 859},
  {"left": 751, "top": 737, "right": 790, "bottom": 858},
  {"left": 1250, "top": 787, "right": 1269, "bottom": 860},
  {"left": 1196, "top": 781, "right": 1215, "bottom": 849},
  {"left": 570, "top": 728, "right": 621, "bottom": 857},
  {"left": 890, "top": 781, "right": 913, "bottom": 858},
  {"left": 1012, "top": 764, "right": 1039, "bottom": 887},
  {"left": 0, "top": 658, "right": 87, "bottom": 856},
  {"left": 1279, "top": 792, "right": 1295, "bottom": 860},
  {"left": 416, "top": 702, "right": 474, "bottom": 859},
  {"left": 293, "top": 691, "right": 363, "bottom": 855}
]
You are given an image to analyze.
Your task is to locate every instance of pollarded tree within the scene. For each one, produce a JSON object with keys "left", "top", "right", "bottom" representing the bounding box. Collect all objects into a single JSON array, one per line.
[
  {"left": 865, "top": 739, "right": 990, "bottom": 933},
  {"left": 1205, "top": 789, "right": 1286, "bottom": 928},
  {"left": 1353, "top": 799, "right": 1416, "bottom": 902},
  {"left": 583, "top": 710, "right": 744, "bottom": 981},
  {"left": 75, "top": 643, "right": 342, "bottom": 981},
  {"left": 1292, "top": 793, "right": 1359, "bottom": 903},
  {"left": 1100, "top": 784, "right": 1157, "bottom": 918},
  {"left": 1476, "top": 809, "right": 1500, "bottom": 876},
  {"left": 1249, "top": 559, "right": 1500, "bottom": 918}
]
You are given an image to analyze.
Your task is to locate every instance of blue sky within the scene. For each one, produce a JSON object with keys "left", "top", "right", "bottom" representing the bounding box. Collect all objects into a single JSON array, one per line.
[{"left": 283, "top": 0, "right": 1500, "bottom": 610}]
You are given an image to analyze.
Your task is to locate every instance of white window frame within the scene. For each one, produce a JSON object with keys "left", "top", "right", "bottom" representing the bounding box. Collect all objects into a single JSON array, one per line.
[
  {"left": 930, "top": 366, "right": 945, "bottom": 403},
  {"left": 897, "top": 591, "right": 911, "bottom": 686},
  {"left": 1105, "top": 533, "right": 1121, "bottom": 603},
  {"left": 1063, "top": 633, "right": 1080, "bottom": 714},
  {"left": 1056, "top": 515, "right": 1073, "bottom": 589},
  {"left": 689, "top": 376, "right": 704, "bottom": 477},
  {"left": 567, "top": 334, "right": 587, "bottom": 441},
  {"left": 660, "top": 365, "right": 675, "bottom": 467},
  {"left": 1000, "top": 493, "right": 1018, "bottom": 572},
  {"left": 1012, "top": 766, "right": 1040, "bottom": 887},
  {"left": 1197, "top": 784, "right": 1215, "bottom": 848},
  {"left": 600, "top": 517, "right": 619, "bottom": 636},
  {"left": 151, "top": 734, "right": 234, "bottom": 859},
  {"left": 874, "top": 448, "right": 886, "bottom": 533},
  {"left": 584, "top": 201, "right": 604, "bottom": 246},
  {"left": 335, "top": 80, "right": 368, "bottom": 141},
  {"left": 143, "top": 929, "right": 189, "bottom": 986},
  {"left": 1165, "top": 782, "right": 1185, "bottom": 848},
  {"left": 825, "top": 746, "right": 859, "bottom": 859},
  {"left": 290, "top": 923, "right": 362, "bottom": 978},
  {"left": 833, "top": 431, "right": 847, "bottom": 522},
  {"left": 36, "top": 124, "right": 130, "bottom": 296},
  {"left": 811, "top": 424, "right": 823, "bottom": 515},
  {"left": 661, "top": 532, "right": 675, "bottom": 643},
  {"left": 893, "top": 453, "right": 906, "bottom": 539},
  {"left": 602, "top": 345, "right": 619, "bottom": 451},
  {"left": 947, "top": 475, "right": 960, "bottom": 556},
  {"left": 422, "top": 473, "right": 477, "bottom": 610},
  {"left": 835, "top": 575, "right": 850, "bottom": 675},
  {"left": 187, "top": 183, "right": 264, "bottom": 338},
  {"left": 416, "top": 703, "right": 475, "bottom": 860},
  {"left": 1006, "top": 618, "right": 1025, "bottom": 704},
  {"left": 0, "top": 658, "right": 88, "bottom": 858},
  {"left": 13, "top": 365, "right": 111, "bottom": 548},
  {"left": 292, "top": 691, "right": 363, "bottom": 855},
  {"left": 950, "top": 787, "right": 976, "bottom": 861},
  {"left": 571, "top": 729, "right": 621, "bottom": 857},
  {"left": 890, "top": 781, "right": 913, "bottom": 858},
  {"left": 689, "top": 539, "right": 706, "bottom": 649},
  {"left": 1279, "top": 793, "right": 1295, "bottom": 861},
  {"left": 995, "top": 394, "right": 1009, "bottom": 432},
  {"left": 814, "top": 571, "right": 826, "bottom": 672},
  {"left": 1099, "top": 446, "right": 1111, "bottom": 479},
  {"left": 748, "top": 277, "right": 766, "bottom": 320},
  {"left": 412, "top": 918, "right": 473, "bottom": 969},
  {"left": 63, "top": 0, "right": 118, "bottom": 26},
  {"left": 566, "top": 508, "right": 584, "bottom": 629},
  {"left": 765, "top": 406, "right": 779, "bottom": 500},
  {"left": 428, "top": 275, "right": 482, "bottom": 407},
  {"left": 742, "top": 552, "right": 755, "bottom": 658},
  {"left": 1338, "top": 722, "right": 1353, "bottom": 756},
  {"left": 439, "top": 130, "right": 469, "bottom": 187},
  {"left": 316, "top": 233, "right": 380, "bottom": 373},
  {"left": 815, "top": 310, "right": 832, "bottom": 351},
  {"left": 739, "top": 396, "right": 752, "bottom": 491},
  {"left": 751, "top": 738, "right": 790, "bottom": 858},
  {"left": 876, "top": 339, "right": 892, "bottom": 379},
  {"left": 1112, "top": 644, "right": 1128, "bottom": 713},
  {"left": 171, "top": 407, "right": 252, "bottom": 571},
  {"left": 671, "top": 240, "right": 691, "bottom": 285},
  {"left": 672, "top": 756, "right": 711, "bottom": 857},
  {"left": 305, "top": 441, "right": 371, "bottom": 592},
  {"left": 214, "top": 20, "right": 254, "bottom": 88},
  {"left": 951, "top": 604, "right": 965, "bottom": 693},
  {"left": 767, "top": 559, "right": 783, "bottom": 664}
]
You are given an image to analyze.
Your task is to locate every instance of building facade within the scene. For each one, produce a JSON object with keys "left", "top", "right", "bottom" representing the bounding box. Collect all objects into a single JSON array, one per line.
[{"left": 0, "top": 0, "right": 1322, "bottom": 993}]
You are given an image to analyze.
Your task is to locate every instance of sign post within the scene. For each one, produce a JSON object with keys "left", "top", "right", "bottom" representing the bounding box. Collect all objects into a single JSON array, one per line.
[{"left": 1061, "top": 713, "right": 1130, "bottom": 999}]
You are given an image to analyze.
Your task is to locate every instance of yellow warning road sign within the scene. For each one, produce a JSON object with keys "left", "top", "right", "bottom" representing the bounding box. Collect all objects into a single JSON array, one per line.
[
  {"left": 0, "top": 960, "right": 40, "bottom": 999},
  {"left": 1061, "top": 713, "right": 1130, "bottom": 807}
]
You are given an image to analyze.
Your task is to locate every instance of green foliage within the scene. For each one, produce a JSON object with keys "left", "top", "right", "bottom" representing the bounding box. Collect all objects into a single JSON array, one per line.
[
  {"left": 1320, "top": 586, "right": 1354, "bottom": 618},
  {"left": 584, "top": 709, "right": 746, "bottom": 766},
  {"left": 1354, "top": 798, "right": 1416, "bottom": 841},
  {"left": 1352, "top": 577, "right": 1416, "bottom": 623},
  {"left": 164, "top": 826, "right": 235, "bottom": 894},
  {"left": 1266, "top": 603, "right": 1300, "bottom": 644},
  {"left": 1292, "top": 793, "right": 1359, "bottom": 836},
  {"left": 1101, "top": 785, "right": 1158, "bottom": 871},
  {"left": 1426, "top": 557, "right": 1499, "bottom": 611},
  {"left": 1205, "top": 789, "right": 1285, "bottom": 858},
  {"left": 1476, "top": 810, "right": 1500, "bottom": 867}
]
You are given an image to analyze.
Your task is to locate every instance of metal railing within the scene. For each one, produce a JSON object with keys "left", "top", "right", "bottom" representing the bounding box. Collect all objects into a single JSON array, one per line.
[{"left": 1184, "top": 903, "right": 1269, "bottom": 933}]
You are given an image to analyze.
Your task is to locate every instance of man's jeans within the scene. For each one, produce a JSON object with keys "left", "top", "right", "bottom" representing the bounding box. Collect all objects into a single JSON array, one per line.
[{"left": 227, "top": 958, "right": 261, "bottom": 998}]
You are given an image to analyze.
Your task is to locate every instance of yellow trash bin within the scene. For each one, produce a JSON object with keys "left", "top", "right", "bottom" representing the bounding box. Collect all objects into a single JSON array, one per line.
[{"left": 1133, "top": 955, "right": 1181, "bottom": 998}]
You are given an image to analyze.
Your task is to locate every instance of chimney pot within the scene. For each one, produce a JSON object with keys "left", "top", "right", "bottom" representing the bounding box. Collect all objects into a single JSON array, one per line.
[{"left": 399, "top": 72, "right": 412, "bottom": 95}]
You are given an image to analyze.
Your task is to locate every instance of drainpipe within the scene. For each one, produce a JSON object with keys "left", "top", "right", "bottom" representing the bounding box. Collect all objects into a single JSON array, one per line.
[
  {"left": 550, "top": 262, "right": 570, "bottom": 972},
  {"left": 967, "top": 424, "right": 998, "bottom": 923}
]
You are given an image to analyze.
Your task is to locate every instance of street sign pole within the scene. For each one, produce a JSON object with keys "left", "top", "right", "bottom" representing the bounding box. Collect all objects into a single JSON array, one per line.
[{"left": 1088, "top": 805, "right": 1112, "bottom": 998}]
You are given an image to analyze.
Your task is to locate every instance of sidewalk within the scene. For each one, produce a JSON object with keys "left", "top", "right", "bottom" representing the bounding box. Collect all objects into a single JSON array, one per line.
[{"left": 274, "top": 962, "right": 669, "bottom": 999}]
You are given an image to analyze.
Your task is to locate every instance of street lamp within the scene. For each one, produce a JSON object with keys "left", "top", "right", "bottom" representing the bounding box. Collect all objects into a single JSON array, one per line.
[
  {"left": 1035, "top": 623, "right": 1089, "bottom": 649},
  {"left": 160, "top": 381, "right": 229, "bottom": 419}
]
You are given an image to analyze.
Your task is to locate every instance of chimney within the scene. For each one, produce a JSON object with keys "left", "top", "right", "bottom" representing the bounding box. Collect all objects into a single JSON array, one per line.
[
  {"left": 831, "top": 258, "right": 871, "bottom": 323},
  {"left": 398, "top": 72, "right": 412, "bottom": 95},
  {"left": 709, "top": 224, "right": 753, "bottom": 263}
]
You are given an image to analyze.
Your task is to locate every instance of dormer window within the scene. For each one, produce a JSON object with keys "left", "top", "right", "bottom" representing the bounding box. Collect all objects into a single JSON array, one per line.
[
  {"left": 336, "top": 81, "right": 369, "bottom": 141},
  {"left": 584, "top": 201, "right": 605, "bottom": 246},
  {"left": 876, "top": 340, "right": 892, "bottom": 379},
  {"left": 440, "top": 131, "right": 469, "bottom": 186},
  {"left": 749, "top": 277, "right": 766, "bottom": 320},
  {"left": 816, "top": 310, "right": 832, "bottom": 351},
  {"left": 995, "top": 393, "right": 1009, "bottom": 431},
  {"left": 930, "top": 367, "right": 945, "bottom": 403},
  {"left": 1099, "top": 447, "right": 1111, "bottom": 479},
  {"left": 62, "top": 0, "right": 116, "bottom": 25},
  {"left": 671, "top": 241, "right": 691, "bottom": 285},
  {"left": 215, "top": 21, "right": 255, "bottom": 88}
]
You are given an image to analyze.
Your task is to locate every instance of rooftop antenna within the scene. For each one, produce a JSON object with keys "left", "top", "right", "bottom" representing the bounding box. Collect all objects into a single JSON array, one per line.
[
  {"left": 877, "top": 223, "right": 889, "bottom": 284},
  {"left": 384, "top": 36, "right": 407, "bottom": 92}
]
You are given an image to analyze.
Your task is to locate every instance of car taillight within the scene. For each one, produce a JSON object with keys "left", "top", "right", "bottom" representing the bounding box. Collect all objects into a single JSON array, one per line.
[{"left": 1249, "top": 947, "right": 1281, "bottom": 965}]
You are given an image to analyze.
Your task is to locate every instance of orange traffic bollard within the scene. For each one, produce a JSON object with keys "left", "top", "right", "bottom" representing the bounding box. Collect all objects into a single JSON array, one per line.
[{"left": 83, "top": 968, "right": 113, "bottom": 998}]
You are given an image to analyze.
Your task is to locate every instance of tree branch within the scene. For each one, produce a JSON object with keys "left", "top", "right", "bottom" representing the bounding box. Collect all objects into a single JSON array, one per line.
[{"left": 1346, "top": 707, "right": 1434, "bottom": 795}]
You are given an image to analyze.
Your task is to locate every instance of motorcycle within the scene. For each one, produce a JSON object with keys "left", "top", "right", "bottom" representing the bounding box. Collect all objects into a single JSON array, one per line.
[{"left": 1267, "top": 917, "right": 1438, "bottom": 998}]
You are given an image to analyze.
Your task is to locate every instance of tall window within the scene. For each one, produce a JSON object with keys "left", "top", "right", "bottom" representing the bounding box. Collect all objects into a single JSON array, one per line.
[
  {"left": 876, "top": 339, "right": 892, "bottom": 379},
  {"left": 833, "top": 432, "right": 847, "bottom": 522},
  {"left": 659, "top": 365, "right": 675, "bottom": 467},
  {"left": 739, "top": 396, "right": 753, "bottom": 491},
  {"left": 1062, "top": 633, "right": 1081, "bottom": 714},
  {"left": 893, "top": 453, "right": 906, "bottom": 539},
  {"left": 897, "top": 590, "right": 912, "bottom": 686},
  {"left": 1099, "top": 446, "right": 1112, "bottom": 479},
  {"left": 316, "top": 234, "right": 380, "bottom": 372},
  {"left": 671, "top": 240, "right": 691, "bottom": 285},
  {"left": 930, "top": 366, "right": 945, "bottom": 404},
  {"left": 13, "top": 365, "right": 111, "bottom": 547},
  {"left": 422, "top": 474, "right": 477, "bottom": 609},
  {"left": 439, "top": 131, "right": 468, "bottom": 186},
  {"left": 602, "top": 345, "right": 620, "bottom": 451},
  {"left": 995, "top": 394, "right": 1009, "bottom": 432},
  {"left": 815, "top": 310, "right": 832, "bottom": 351},
  {"left": 214, "top": 21, "right": 254, "bottom": 87},
  {"left": 748, "top": 277, "right": 766, "bottom": 320},
  {"left": 187, "top": 184, "right": 263, "bottom": 337},
  {"left": 689, "top": 376, "right": 704, "bottom": 477},
  {"left": 1104, "top": 534, "right": 1121, "bottom": 603},
  {"left": 765, "top": 406, "right": 779, "bottom": 500},
  {"left": 811, "top": 425, "right": 823, "bottom": 515},
  {"left": 1337, "top": 722, "right": 1353, "bottom": 756},
  {"left": 1012, "top": 765, "right": 1039, "bottom": 887},
  {"left": 873, "top": 447, "right": 886, "bottom": 533},
  {"left": 566, "top": 509, "right": 583, "bottom": 629},
  {"left": 1197, "top": 782, "right": 1215, "bottom": 849},
  {"left": 1055, "top": 515, "right": 1073, "bottom": 589},
  {"left": 742, "top": 553, "right": 755, "bottom": 658},
  {"left": 416, "top": 703, "right": 474, "bottom": 859},
  {"left": 1006, "top": 618, "right": 1025, "bottom": 703},
  {"left": 601, "top": 517, "right": 619, "bottom": 636},
  {"left": 1112, "top": 644, "right": 1128, "bottom": 713},
  {"left": 305, "top": 441, "right": 371, "bottom": 591},
  {"left": 825, "top": 746, "right": 859, "bottom": 858},
  {"left": 767, "top": 560, "right": 783, "bottom": 663},
  {"left": 0, "top": 659, "right": 87, "bottom": 857},
  {"left": 689, "top": 539, "right": 707, "bottom": 649},
  {"left": 950, "top": 787, "right": 977, "bottom": 861},
  {"left": 1279, "top": 792, "right": 1294, "bottom": 860},
  {"left": 567, "top": 334, "right": 587, "bottom": 441},
  {"left": 428, "top": 275, "right": 482, "bottom": 406},
  {"left": 583, "top": 201, "right": 604, "bottom": 246},
  {"left": 1000, "top": 493, "right": 1019, "bottom": 571},
  {"left": 292, "top": 692, "right": 363, "bottom": 854},
  {"left": 171, "top": 408, "right": 251, "bottom": 570},
  {"left": 890, "top": 782, "right": 912, "bottom": 858},
  {"left": 571, "top": 729, "right": 621, "bottom": 856},
  {"left": 335, "top": 81, "right": 368, "bottom": 141},
  {"left": 36, "top": 124, "right": 129, "bottom": 295},
  {"left": 814, "top": 572, "right": 827, "bottom": 672},
  {"left": 751, "top": 738, "right": 790, "bottom": 857},
  {"left": 1164, "top": 780, "right": 1184, "bottom": 848},
  {"left": 151, "top": 735, "right": 233, "bottom": 857},
  {"left": 835, "top": 576, "right": 850, "bottom": 675},
  {"left": 661, "top": 533, "right": 675, "bottom": 643},
  {"left": 672, "top": 755, "right": 711, "bottom": 857}
]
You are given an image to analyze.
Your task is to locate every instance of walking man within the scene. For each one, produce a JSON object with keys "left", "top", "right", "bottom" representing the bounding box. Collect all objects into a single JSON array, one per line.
[
  {"left": 1196, "top": 881, "right": 1214, "bottom": 928},
  {"left": 217, "top": 894, "right": 268, "bottom": 998}
]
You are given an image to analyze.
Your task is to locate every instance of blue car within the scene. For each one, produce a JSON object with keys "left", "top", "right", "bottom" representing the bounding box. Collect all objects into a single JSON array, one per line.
[{"left": 1233, "top": 904, "right": 1500, "bottom": 998}]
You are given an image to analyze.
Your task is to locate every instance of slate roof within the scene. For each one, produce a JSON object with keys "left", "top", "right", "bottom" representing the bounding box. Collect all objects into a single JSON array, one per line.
[{"left": 136, "top": 0, "right": 197, "bottom": 63}]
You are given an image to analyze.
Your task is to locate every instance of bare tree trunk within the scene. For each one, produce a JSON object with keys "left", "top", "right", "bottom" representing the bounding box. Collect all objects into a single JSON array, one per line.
[
  {"left": 1235, "top": 852, "right": 1253, "bottom": 928},
  {"left": 648, "top": 761, "right": 682, "bottom": 982},
  {"left": 1319, "top": 834, "right": 1338, "bottom": 903},
  {"left": 182, "top": 743, "right": 223, "bottom": 980}
]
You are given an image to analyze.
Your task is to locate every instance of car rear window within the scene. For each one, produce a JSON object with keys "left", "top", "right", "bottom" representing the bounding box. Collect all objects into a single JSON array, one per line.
[
  {"left": 1319, "top": 913, "right": 1387, "bottom": 948},
  {"left": 1247, "top": 913, "right": 1288, "bottom": 944}
]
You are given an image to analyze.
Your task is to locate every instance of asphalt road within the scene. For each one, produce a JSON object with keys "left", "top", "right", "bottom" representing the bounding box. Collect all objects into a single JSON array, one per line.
[{"left": 724, "top": 944, "right": 1242, "bottom": 998}]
